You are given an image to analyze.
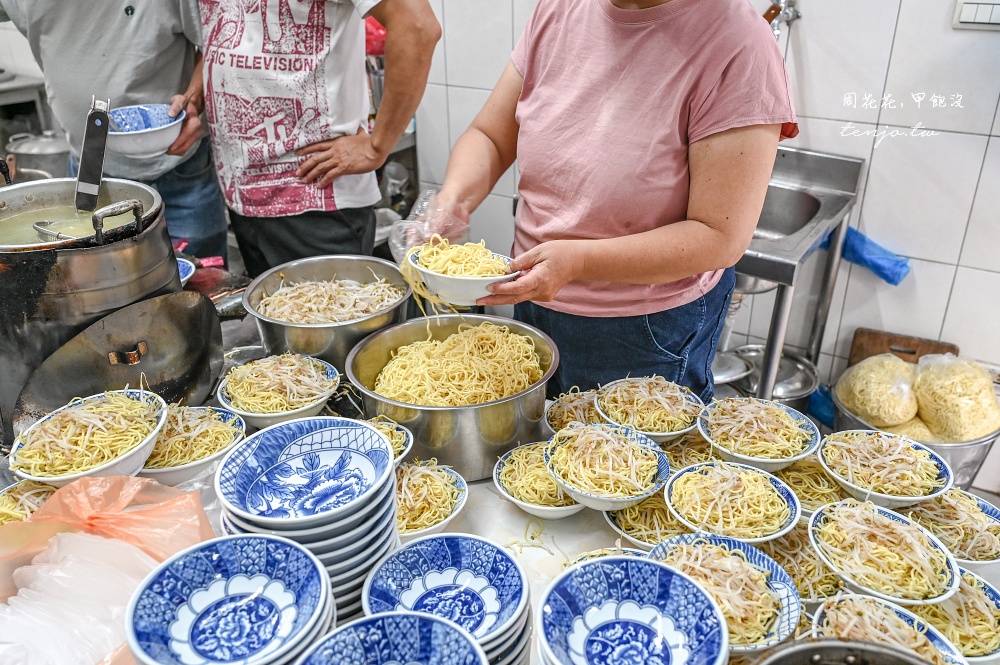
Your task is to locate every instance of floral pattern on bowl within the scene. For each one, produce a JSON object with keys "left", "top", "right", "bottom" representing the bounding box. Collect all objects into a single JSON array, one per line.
[
  {"left": 109, "top": 103, "right": 184, "bottom": 132},
  {"left": 399, "top": 569, "right": 500, "bottom": 637},
  {"left": 569, "top": 600, "right": 689, "bottom": 665}
]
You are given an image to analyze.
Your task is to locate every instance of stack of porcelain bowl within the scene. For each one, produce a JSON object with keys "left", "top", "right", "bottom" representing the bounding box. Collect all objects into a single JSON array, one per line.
[
  {"left": 214, "top": 416, "right": 398, "bottom": 625},
  {"left": 126, "top": 534, "right": 333, "bottom": 665},
  {"left": 363, "top": 534, "right": 532, "bottom": 665}
]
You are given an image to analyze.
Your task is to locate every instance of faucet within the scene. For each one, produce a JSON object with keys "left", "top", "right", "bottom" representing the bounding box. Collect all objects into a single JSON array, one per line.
[{"left": 765, "top": 0, "right": 800, "bottom": 40}]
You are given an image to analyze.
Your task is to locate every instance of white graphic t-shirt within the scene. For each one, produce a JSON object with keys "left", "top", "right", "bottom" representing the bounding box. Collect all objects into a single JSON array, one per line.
[{"left": 201, "top": 0, "right": 382, "bottom": 217}]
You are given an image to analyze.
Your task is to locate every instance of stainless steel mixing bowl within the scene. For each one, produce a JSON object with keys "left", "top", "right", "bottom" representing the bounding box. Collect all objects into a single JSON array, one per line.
[
  {"left": 750, "top": 638, "right": 933, "bottom": 665},
  {"left": 243, "top": 255, "right": 412, "bottom": 373},
  {"left": 345, "top": 314, "right": 559, "bottom": 481}
]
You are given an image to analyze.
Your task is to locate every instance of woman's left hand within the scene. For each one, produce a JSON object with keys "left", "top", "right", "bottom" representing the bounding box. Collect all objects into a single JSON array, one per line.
[{"left": 478, "top": 239, "right": 585, "bottom": 306}]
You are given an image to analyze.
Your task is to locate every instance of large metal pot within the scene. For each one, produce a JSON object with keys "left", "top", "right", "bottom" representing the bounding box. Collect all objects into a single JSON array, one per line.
[
  {"left": 346, "top": 314, "right": 559, "bottom": 481},
  {"left": 243, "top": 255, "right": 411, "bottom": 373},
  {"left": 5, "top": 130, "right": 71, "bottom": 179},
  {"left": 831, "top": 388, "right": 998, "bottom": 490},
  {"left": 0, "top": 177, "right": 179, "bottom": 448},
  {"left": 750, "top": 638, "right": 931, "bottom": 665}
]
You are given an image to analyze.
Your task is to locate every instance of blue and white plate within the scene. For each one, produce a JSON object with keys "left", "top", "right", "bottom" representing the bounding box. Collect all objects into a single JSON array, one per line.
[
  {"left": 566, "top": 547, "right": 648, "bottom": 566},
  {"left": 538, "top": 556, "right": 729, "bottom": 665},
  {"left": 664, "top": 461, "right": 801, "bottom": 543},
  {"left": 126, "top": 534, "right": 328, "bottom": 665},
  {"left": 296, "top": 611, "right": 488, "bottom": 665},
  {"left": 544, "top": 423, "right": 671, "bottom": 511},
  {"left": 177, "top": 258, "right": 195, "bottom": 287},
  {"left": 812, "top": 594, "right": 967, "bottom": 665},
  {"left": 215, "top": 417, "right": 394, "bottom": 529},
  {"left": 363, "top": 533, "right": 529, "bottom": 644},
  {"left": 110, "top": 103, "right": 185, "bottom": 132},
  {"left": 808, "top": 499, "right": 960, "bottom": 605},
  {"left": 649, "top": 533, "right": 801, "bottom": 653}
]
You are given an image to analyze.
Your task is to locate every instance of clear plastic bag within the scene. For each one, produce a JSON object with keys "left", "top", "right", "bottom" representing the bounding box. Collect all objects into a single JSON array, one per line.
[
  {"left": 834, "top": 353, "right": 918, "bottom": 427},
  {"left": 388, "top": 190, "right": 470, "bottom": 264},
  {"left": 915, "top": 353, "right": 1000, "bottom": 442}
]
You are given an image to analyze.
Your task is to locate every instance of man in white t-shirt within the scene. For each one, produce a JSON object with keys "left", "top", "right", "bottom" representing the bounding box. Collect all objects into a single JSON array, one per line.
[{"left": 200, "top": 0, "right": 439, "bottom": 277}]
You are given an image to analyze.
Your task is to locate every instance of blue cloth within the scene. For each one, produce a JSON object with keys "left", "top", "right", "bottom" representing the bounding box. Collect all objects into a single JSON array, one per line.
[
  {"left": 515, "top": 267, "right": 736, "bottom": 402},
  {"left": 68, "top": 140, "right": 229, "bottom": 263},
  {"left": 808, "top": 384, "right": 836, "bottom": 429},
  {"left": 822, "top": 226, "right": 910, "bottom": 286}
]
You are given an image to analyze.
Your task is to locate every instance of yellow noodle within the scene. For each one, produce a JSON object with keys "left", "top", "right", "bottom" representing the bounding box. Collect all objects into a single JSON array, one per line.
[
  {"left": 885, "top": 416, "right": 938, "bottom": 443},
  {"left": 822, "top": 431, "right": 944, "bottom": 497},
  {"left": 414, "top": 235, "right": 508, "bottom": 276},
  {"left": 669, "top": 462, "right": 790, "bottom": 539},
  {"left": 834, "top": 354, "right": 918, "bottom": 428},
  {"left": 547, "top": 424, "right": 658, "bottom": 498},
  {"left": 662, "top": 432, "right": 716, "bottom": 470},
  {"left": 760, "top": 521, "right": 841, "bottom": 601},
  {"left": 597, "top": 376, "right": 701, "bottom": 433},
  {"left": 374, "top": 322, "right": 542, "bottom": 407},
  {"left": 609, "top": 494, "right": 689, "bottom": 545},
  {"left": 912, "top": 572, "right": 1000, "bottom": 657},
  {"left": 498, "top": 442, "right": 575, "bottom": 507},
  {"left": 144, "top": 405, "right": 240, "bottom": 469},
  {"left": 367, "top": 415, "right": 408, "bottom": 459},
  {"left": 256, "top": 275, "right": 404, "bottom": 323},
  {"left": 547, "top": 387, "right": 601, "bottom": 431},
  {"left": 904, "top": 489, "right": 1000, "bottom": 562},
  {"left": 705, "top": 397, "right": 812, "bottom": 459},
  {"left": 0, "top": 481, "right": 55, "bottom": 525},
  {"left": 11, "top": 393, "right": 160, "bottom": 477},
  {"left": 816, "top": 596, "right": 949, "bottom": 665},
  {"left": 775, "top": 458, "right": 848, "bottom": 512},
  {"left": 915, "top": 356, "right": 1000, "bottom": 442},
  {"left": 657, "top": 540, "right": 779, "bottom": 646},
  {"left": 224, "top": 354, "right": 337, "bottom": 413},
  {"left": 814, "top": 499, "right": 951, "bottom": 600},
  {"left": 395, "top": 459, "right": 463, "bottom": 534}
]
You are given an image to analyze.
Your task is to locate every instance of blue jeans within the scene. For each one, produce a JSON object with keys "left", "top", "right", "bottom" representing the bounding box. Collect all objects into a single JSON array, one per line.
[
  {"left": 68, "top": 140, "right": 229, "bottom": 263},
  {"left": 515, "top": 267, "right": 736, "bottom": 402}
]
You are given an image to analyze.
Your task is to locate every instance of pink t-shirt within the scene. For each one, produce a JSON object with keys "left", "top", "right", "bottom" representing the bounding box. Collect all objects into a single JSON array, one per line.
[{"left": 511, "top": 0, "right": 798, "bottom": 317}]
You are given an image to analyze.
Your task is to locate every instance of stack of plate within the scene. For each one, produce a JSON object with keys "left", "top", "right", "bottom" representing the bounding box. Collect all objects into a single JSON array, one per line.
[
  {"left": 126, "top": 534, "right": 334, "bottom": 665},
  {"left": 214, "top": 416, "right": 398, "bottom": 625},
  {"left": 362, "top": 534, "right": 532, "bottom": 665}
]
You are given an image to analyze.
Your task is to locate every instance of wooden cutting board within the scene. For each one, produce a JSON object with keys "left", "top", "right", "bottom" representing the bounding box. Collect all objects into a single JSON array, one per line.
[{"left": 847, "top": 327, "right": 959, "bottom": 367}]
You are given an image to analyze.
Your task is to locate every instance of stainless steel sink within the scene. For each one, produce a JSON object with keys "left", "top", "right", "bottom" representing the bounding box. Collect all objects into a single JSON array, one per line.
[{"left": 754, "top": 185, "right": 821, "bottom": 240}]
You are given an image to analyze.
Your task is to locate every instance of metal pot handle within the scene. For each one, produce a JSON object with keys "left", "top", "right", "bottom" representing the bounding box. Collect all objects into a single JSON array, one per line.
[
  {"left": 6, "top": 133, "right": 35, "bottom": 147},
  {"left": 92, "top": 198, "right": 144, "bottom": 245}
]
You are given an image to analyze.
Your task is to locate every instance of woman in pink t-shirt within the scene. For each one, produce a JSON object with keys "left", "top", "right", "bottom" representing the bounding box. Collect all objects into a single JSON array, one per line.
[{"left": 434, "top": 0, "right": 797, "bottom": 400}]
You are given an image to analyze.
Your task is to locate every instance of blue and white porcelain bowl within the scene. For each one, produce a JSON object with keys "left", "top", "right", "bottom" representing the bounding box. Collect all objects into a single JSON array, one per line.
[
  {"left": 648, "top": 533, "right": 801, "bottom": 653},
  {"left": 295, "top": 611, "right": 488, "bottom": 665},
  {"left": 595, "top": 378, "right": 704, "bottom": 444},
  {"left": 107, "top": 103, "right": 185, "bottom": 158},
  {"left": 664, "top": 461, "right": 801, "bottom": 543},
  {"left": 947, "top": 491, "right": 1000, "bottom": 584},
  {"left": 808, "top": 499, "right": 960, "bottom": 605},
  {"left": 363, "top": 533, "right": 529, "bottom": 645},
  {"left": 328, "top": 529, "right": 398, "bottom": 589},
  {"left": 696, "top": 398, "right": 821, "bottom": 473},
  {"left": 398, "top": 467, "right": 468, "bottom": 543},
  {"left": 812, "top": 594, "right": 967, "bottom": 665},
  {"left": 140, "top": 407, "right": 246, "bottom": 487},
  {"left": 408, "top": 249, "right": 518, "bottom": 307},
  {"left": 178, "top": 258, "right": 196, "bottom": 287},
  {"left": 957, "top": 567, "right": 1000, "bottom": 662},
  {"left": 10, "top": 389, "right": 168, "bottom": 488},
  {"left": 817, "top": 430, "right": 954, "bottom": 509},
  {"left": 566, "top": 547, "right": 648, "bottom": 567},
  {"left": 126, "top": 534, "right": 329, "bottom": 665},
  {"left": 538, "top": 556, "right": 729, "bottom": 665},
  {"left": 215, "top": 416, "right": 394, "bottom": 529},
  {"left": 217, "top": 359, "right": 340, "bottom": 430},
  {"left": 492, "top": 443, "right": 585, "bottom": 520},
  {"left": 544, "top": 424, "right": 671, "bottom": 511}
]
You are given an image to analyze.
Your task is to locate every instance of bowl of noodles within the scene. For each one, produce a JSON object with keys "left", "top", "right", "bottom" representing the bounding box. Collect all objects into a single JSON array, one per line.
[
  {"left": 603, "top": 494, "right": 690, "bottom": 550},
  {"left": 818, "top": 430, "right": 953, "bottom": 508},
  {"left": 595, "top": 376, "right": 704, "bottom": 443},
  {"left": 493, "top": 442, "right": 584, "bottom": 519},
  {"left": 808, "top": 498, "right": 961, "bottom": 606},
  {"left": 405, "top": 236, "right": 518, "bottom": 306},
  {"left": 544, "top": 387, "right": 603, "bottom": 435},
  {"left": 903, "top": 489, "right": 1000, "bottom": 577},
  {"left": 0, "top": 480, "right": 55, "bottom": 525},
  {"left": 217, "top": 353, "right": 340, "bottom": 429},
  {"left": 543, "top": 423, "right": 670, "bottom": 512},
  {"left": 664, "top": 460, "right": 800, "bottom": 543},
  {"left": 10, "top": 389, "right": 168, "bottom": 487},
  {"left": 759, "top": 517, "right": 842, "bottom": 608},
  {"left": 698, "top": 397, "right": 820, "bottom": 472},
  {"left": 138, "top": 405, "right": 245, "bottom": 486},
  {"left": 813, "top": 595, "right": 967, "bottom": 665},
  {"left": 911, "top": 567, "right": 1000, "bottom": 662},
  {"left": 648, "top": 534, "right": 801, "bottom": 653},
  {"left": 243, "top": 255, "right": 410, "bottom": 373},
  {"left": 346, "top": 314, "right": 558, "bottom": 482},
  {"left": 773, "top": 457, "right": 849, "bottom": 518},
  {"left": 395, "top": 459, "right": 467, "bottom": 542},
  {"left": 365, "top": 415, "right": 413, "bottom": 467}
]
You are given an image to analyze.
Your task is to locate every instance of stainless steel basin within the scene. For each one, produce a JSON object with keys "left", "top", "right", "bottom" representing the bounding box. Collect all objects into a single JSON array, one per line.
[{"left": 754, "top": 185, "right": 821, "bottom": 240}]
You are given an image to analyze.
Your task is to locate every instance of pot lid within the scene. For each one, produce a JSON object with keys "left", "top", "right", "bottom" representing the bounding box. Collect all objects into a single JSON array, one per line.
[
  {"left": 5, "top": 130, "right": 72, "bottom": 155},
  {"left": 712, "top": 352, "right": 753, "bottom": 385},
  {"left": 729, "top": 344, "right": 819, "bottom": 399},
  {"left": 12, "top": 291, "right": 223, "bottom": 437}
]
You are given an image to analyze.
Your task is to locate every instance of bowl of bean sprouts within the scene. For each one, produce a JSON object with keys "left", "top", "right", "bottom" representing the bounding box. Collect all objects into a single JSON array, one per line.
[
  {"left": 138, "top": 405, "right": 246, "bottom": 486},
  {"left": 595, "top": 376, "right": 704, "bottom": 443}
]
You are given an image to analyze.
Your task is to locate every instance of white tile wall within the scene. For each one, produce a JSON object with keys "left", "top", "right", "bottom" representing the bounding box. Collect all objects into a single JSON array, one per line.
[
  {"left": 0, "top": 28, "right": 41, "bottom": 78},
  {"left": 426, "top": 0, "right": 446, "bottom": 86},
  {"left": 512, "top": 0, "right": 538, "bottom": 44},
  {"left": 784, "top": 0, "right": 899, "bottom": 125},
  {"left": 468, "top": 193, "right": 515, "bottom": 255},
  {"left": 446, "top": 86, "right": 516, "bottom": 196},
  {"left": 880, "top": 0, "right": 1000, "bottom": 135},
  {"left": 993, "top": 108, "right": 1000, "bottom": 136},
  {"left": 442, "top": 0, "right": 512, "bottom": 90},
  {"left": 959, "top": 138, "right": 1000, "bottom": 273},
  {"left": 940, "top": 267, "right": 1000, "bottom": 366},
  {"left": 415, "top": 83, "right": 450, "bottom": 185}
]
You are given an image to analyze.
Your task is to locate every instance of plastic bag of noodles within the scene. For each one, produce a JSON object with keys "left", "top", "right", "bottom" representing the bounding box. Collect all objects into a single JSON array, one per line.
[
  {"left": 915, "top": 354, "right": 1000, "bottom": 442},
  {"left": 883, "top": 416, "right": 937, "bottom": 443},
  {"left": 834, "top": 353, "right": 918, "bottom": 428}
]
